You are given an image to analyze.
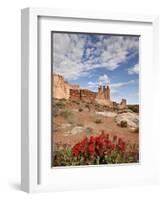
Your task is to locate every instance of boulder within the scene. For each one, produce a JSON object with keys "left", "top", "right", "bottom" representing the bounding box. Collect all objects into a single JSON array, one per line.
[
  {"left": 117, "top": 109, "right": 133, "bottom": 114},
  {"left": 96, "top": 111, "right": 117, "bottom": 118},
  {"left": 61, "top": 123, "right": 72, "bottom": 129},
  {"left": 115, "top": 112, "right": 139, "bottom": 129},
  {"left": 71, "top": 126, "right": 93, "bottom": 135}
]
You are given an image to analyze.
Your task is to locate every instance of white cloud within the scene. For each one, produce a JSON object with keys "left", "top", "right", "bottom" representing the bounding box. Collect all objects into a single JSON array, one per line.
[
  {"left": 128, "top": 64, "right": 139, "bottom": 75},
  {"left": 88, "top": 81, "right": 97, "bottom": 89},
  {"left": 110, "top": 80, "right": 135, "bottom": 89},
  {"left": 109, "top": 80, "right": 136, "bottom": 96},
  {"left": 87, "top": 79, "right": 136, "bottom": 95},
  {"left": 98, "top": 74, "right": 110, "bottom": 85},
  {"left": 87, "top": 74, "right": 136, "bottom": 94},
  {"left": 87, "top": 74, "right": 110, "bottom": 91},
  {"left": 53, "top": 33, "right": 139, "bottom": 80}
]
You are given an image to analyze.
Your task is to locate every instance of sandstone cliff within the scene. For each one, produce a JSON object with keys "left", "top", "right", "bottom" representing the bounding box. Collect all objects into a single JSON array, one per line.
[
  {"left": 53, "top": 74, "right": 126, "bottom": 108},
  {"left": 53, "top": 74, "right": 79, "bottom": 99},
  {"left": 96, "top": 85, "right": 110, "bottom": 101},
  {"left": 70, "top": 89, "right": 96, "bottom": 102}
]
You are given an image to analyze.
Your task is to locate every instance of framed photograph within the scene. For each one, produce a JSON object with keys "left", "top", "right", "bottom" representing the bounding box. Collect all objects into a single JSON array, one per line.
[{"left": 21, "top": 8, "right": 159, "bottom": 193}]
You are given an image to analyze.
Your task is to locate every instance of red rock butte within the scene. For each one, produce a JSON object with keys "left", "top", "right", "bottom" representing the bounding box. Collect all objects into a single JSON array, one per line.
[{"left": 53, "top": 74, "right": 127, "bottom": 108}]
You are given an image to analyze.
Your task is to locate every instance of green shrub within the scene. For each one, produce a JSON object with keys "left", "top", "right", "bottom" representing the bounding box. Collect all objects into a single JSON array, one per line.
[
  {"left": 85, "top": 103, "right": 91, "bottom": 111},
  {"left": 60, "top": 110, "right": 73, "bottom": 119},
  {"left": 120, "top": 120, "right": 128, "bottom": 127},
  {"left": 60, "top": 98, "right": 66, "bottom": 101},
  {"left": 53, "top": 111, "right": 59, "bottom": 117},
  {"left": 78, "top": 108, "right": 83, "bottom": 112},
  {"left": 85, "top": 104, "right": 89, "bottom": 108},
  {"left": 94, "top": 118, "right": 102, "bottom": 124},
  {"left": 128, "top": 105, "right": 139, "bottom": 113},
  {"left": 53, "top": 132, "right": 139, "bottom": 166},
  {"left": 134, "top": 127, "right": 139, "bottom": 133},
  {"left": 72, "top": 100, "right": 80, "bottom": 105},
  {"left": 55, "top": 101, "right": 65, "bottom": 109},
  {"left": 95, "top": 104, "right": 103, "bottom": 112}
]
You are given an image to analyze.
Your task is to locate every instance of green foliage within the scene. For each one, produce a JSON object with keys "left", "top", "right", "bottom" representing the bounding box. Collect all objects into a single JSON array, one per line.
[
  {"left": 53, "top": 145, "right": 138, "bottom": 166},
  {"left": 128, "top": 105, "right": 139, "bottom": 113},
  {"left": 53, "top": 132, "right": 139, "bottom": 166},
  {"left": 134, "top": 127, "right": 139, "bottom": 133},
  {"left": 53, "top": 100, "right": 66, "bottom": 116},
  {"left": 72, "top": 100, "right": 80, "bottom": 105},
  {"left": 53, "top": 100, "right": 66, "bottom": 112},
  {"left": 55, "top": 101, "right": 65, "bottom": 109},
  {"left": 120, "top": 120, "right": 128, "bottom": 127},
  {"left": 95, "top": 104, "right": 103, "bottom": 112},
  {"left": 85, "top": 104, "right": 90, "bottom": 108},
  {"left": 53, "top": 147, "right": 73, "bottom": 166},
  {"left": 94, "top": 118, "right": 103, "bottom": 124},
  {"left": 60, "top": 110, "right": 73, "bottom": 119}
]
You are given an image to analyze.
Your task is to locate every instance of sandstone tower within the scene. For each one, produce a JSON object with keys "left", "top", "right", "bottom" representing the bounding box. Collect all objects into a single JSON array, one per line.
[
  {"left": 118, "top": 98, "right": 127, "bottom": 109},
  {"left": 53, "top": 74, "right": 114, "bottom": 106},
  {"left": 96, "top": 85, "right": 110, "bottom": 101}
]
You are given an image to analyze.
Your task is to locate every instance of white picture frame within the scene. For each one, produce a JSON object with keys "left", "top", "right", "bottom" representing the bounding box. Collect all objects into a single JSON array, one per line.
[{"left": 21, "top": 7, "right": 159, "bottom": 193}]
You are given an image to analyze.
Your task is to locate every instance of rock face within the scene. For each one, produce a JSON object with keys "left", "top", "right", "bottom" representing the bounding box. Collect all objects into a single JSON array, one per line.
[
  {"left": 115, "top": 112, "right": 139, "bottom": 129},
  {"left": 53, "top": 74, "right": 127, "bottom": 108},
  {"left": 70, "top": 89, "right": 96, "bottom": 102},
  {"left": 53, "top": 74, "right": 111, "bottom": 103},
  {"left": 69, "top": 84, "right": 111, "bottom": 103},
  {"left": 53, "top": 74, "right": 79, "bottom": 99},
  {"left": 96, "top": 85, "right": 110, "bottom": 101},
  {"left": 95, "top": 85, "right": 112, "bottom": 106},
  {"left": 118, "top": 99, "right": 127, "bottom": 109}
]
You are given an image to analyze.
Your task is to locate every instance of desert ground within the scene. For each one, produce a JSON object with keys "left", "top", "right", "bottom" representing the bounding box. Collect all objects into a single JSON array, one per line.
[{"left": 52, "top": 98, "right": 139, "bottom": 152}]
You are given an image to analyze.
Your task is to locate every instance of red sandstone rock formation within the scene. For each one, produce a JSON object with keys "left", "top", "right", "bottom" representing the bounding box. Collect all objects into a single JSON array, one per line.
[
  {"left": 53, "top": 74, "right": 113, "bottom": 106},
  {"left": 96, "top": 85, "right": 110, "bottom": 101},
  {"left": 70, "top": 89, "right": 96, "bottom": 102},
  {"left": 53, "top": 74, "right": 79, "bottom": 99},
  {"left": 118, "top": 99, "right": 127, "bottom": 109}
]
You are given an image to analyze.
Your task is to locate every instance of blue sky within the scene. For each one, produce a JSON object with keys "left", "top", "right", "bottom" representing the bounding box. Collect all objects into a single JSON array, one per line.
[{"left": 53, "top": 32, "right": 139, "bottom": 104}]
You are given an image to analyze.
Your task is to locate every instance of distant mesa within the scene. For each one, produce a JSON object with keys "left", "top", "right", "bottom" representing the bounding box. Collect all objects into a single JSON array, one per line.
[{"left": 53, "top": 73, "right": 127, "bottom": 108}]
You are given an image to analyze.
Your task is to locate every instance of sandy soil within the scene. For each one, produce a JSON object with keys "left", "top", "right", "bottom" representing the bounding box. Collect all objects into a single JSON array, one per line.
[{"left": 53, "top": 108, "right": 139, "bottom": 149}]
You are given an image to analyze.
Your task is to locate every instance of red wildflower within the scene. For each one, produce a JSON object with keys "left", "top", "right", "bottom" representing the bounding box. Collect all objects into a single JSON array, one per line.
[
  {"left": 72, "top": 143, "right": 81, "bottom": 156},
  {"left": 118, "top": 138, "right": 122, "bottom": 145},
  {"left": 80, "top": 137, "right": 88, "bottom": 154},
  {"left": 95, "top": 135, "right": 100, "bottom": 143},
  {"left": 81, "top": 137, "right": 88, "bottom": 146},
  {"left": 88, "top": 143, "right": 95, "bottom": 156},
  {"left": 111, "top": 144, "right": 115, "bottom": 150},
  {"left": 120, "top": 142, "right": 126, "bottom": 152},
  {"left": 113, "top": 135, "right": 117, "bottom": 142},
  {"left": 72, "top": 131, "right": 127, "bottom": 159},
  {"left": 107, "top": 140, "right": 112, "bottom": 149},
  {"left": 89, "top": 136, "right": 95, "bottom": 144},
  {"left": 98, "top": 133, "right": 106, "bottom": 145}
]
